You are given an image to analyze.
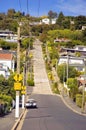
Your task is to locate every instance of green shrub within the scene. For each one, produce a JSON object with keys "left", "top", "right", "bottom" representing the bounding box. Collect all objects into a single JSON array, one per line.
[
  {"left": 27, "top": 73, "right": 34, "bottom": 86},
  {"left": 0, "top": 94, "right": 12, "bottom": 114},
  {"left": 51, "top": 82, "right": 60, "bottom": 94},
  {"left": 27, "top": 79, "right": 34, "bottom": 86},
  {"left": 76, "top": 94, "right": 82, "bottom": 108}
]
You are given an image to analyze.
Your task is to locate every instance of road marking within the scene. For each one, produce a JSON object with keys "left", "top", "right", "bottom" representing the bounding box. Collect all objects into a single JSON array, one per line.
[{"left": 16, "top": 109, "right": 28, "bottom": 130}]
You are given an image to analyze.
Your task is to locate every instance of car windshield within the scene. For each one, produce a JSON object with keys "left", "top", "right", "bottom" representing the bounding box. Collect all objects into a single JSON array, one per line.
[{"left": 27, "top": 99, "right": 36, "bottom": 103}]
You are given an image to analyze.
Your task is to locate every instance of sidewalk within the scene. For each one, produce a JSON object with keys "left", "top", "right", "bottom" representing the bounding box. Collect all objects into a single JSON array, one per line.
[
  {"left": 0, "top": 107, "right": 24, "bottom": 130},
  {"left": 61, "top": 95, "right": 86, "bottom": 116},
  {"left": 52, "top": 67, "right": 86, "bottom": 116}
]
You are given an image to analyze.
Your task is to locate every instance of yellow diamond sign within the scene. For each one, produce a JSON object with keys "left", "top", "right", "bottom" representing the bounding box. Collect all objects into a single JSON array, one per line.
[{"left": 14, "top": 74, "right": 22, "bottom": 82}]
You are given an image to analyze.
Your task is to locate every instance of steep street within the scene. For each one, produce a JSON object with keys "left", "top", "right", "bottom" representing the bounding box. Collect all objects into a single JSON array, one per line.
[{"left": 20, "top": 39, "right": 86, "bottom": 130}]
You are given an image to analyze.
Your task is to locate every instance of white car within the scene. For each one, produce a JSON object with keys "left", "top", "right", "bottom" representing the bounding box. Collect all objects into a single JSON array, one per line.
[{"left": 25, "top": 99, "right": 37, "bottom": 108}]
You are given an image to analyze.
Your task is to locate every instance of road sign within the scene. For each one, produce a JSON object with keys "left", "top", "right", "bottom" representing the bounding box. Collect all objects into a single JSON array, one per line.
[
  {"left": 14, "top": 74, "right": 22, "bottom": 82},
  {"left": 21, "top": 86, "right": 26, "bottom": 90},
  {"left": 21, "top": 86, "right": 26, "bottom": 95},
  {"left": 21, "top": 90, "right": 26, "bottom": 95},
  {"left": 14, "top": 82, "right": 21, "bottom": 91}
]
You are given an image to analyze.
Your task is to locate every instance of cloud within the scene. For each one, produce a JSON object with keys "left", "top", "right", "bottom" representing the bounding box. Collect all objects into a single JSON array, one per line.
[{"left": 56, "top": 0, "right": 86, "bottom": 16}]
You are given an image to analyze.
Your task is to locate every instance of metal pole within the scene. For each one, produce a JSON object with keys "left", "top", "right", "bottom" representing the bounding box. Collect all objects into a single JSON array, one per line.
[
  {"left": 22, "top": 64, "right": 25, "bottom": 109},
  {"left": 67, "top": 52, "right": 69, "bottom": 80},
  {"left": 22, "top": 95, "right": 25, "bottom": 109},
  {"left": 62, "top": 64, "right": 65, "bottom": 96},
  {"left": 82, "top": 59, "right": 86, "bottom": 113},
  {"left": 67, "top": 51, "right": 69, "bottom": 96},
  {"left": 56, "top": 59, "right": 57, "bottom": 72},
  {"left": 15, "top": 26, "right": 20, "bottom": 118}
]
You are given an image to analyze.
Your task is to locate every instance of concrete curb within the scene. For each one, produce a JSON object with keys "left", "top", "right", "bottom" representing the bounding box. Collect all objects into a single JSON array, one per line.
[
  {"left": 61, "top": 95, "right": 86, "bottom": 117},
  {"left": 11, "top": 109, "right": 26, "bottom": 130}
]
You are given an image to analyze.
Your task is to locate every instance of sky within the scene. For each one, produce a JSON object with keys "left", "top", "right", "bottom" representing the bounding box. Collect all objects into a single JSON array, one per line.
[{"left": 0, "top": 0, "right": 86, "bottom": 17}]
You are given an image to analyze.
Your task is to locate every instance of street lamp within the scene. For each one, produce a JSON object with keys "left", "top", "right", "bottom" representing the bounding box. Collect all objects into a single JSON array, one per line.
[{"left": 81, "top": 58, "right": 86, "bottom": 113}]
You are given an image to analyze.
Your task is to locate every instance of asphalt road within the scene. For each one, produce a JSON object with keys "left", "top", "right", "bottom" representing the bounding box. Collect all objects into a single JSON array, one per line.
[
  {"left": 20, "top": 39, "right": 86, "bottom": 130},
  {"left": 21, "top": 94, "right": 86, "bottom": 130}
]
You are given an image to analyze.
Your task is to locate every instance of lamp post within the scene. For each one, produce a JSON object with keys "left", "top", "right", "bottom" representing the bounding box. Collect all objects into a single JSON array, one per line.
[{"left": 81, "top": 58, "right": 86, "bottom": 113}]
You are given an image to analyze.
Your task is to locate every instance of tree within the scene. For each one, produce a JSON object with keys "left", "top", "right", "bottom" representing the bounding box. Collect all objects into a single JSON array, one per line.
[
  {"left": 48, "top": 10, "right": 58, "bottom": 19},
  {"left": 75, "top": 15, "right": 86, "bottom": 30},
  {"left": 48, "top": 10, "right": 58, "bottom": 24},
  {"left": 66, "top": 78, "right": 78, "bottom": 100},
  {"left": 82, "top": 29, "right": 86, "bottom": 42},
  {"left": 7, "top": 9, "right": 16, "bottom": 18},
  {"left": 22, "top": 37, "right": 33, "bottom": 49},
  {"left": 56, "top": 12, "right": 65, "bottom": 28},
  {"left": 57, "top": 64, "right": 79, "bottom": 83}
]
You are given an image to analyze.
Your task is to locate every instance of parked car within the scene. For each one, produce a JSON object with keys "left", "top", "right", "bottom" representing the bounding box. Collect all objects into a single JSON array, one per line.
[{"left": 25, "top": 99, "right": 37, "bottom": 108}]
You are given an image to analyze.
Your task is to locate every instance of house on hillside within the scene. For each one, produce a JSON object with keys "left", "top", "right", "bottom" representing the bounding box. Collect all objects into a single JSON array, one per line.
[
  {"left": 60, "top": 46, "right": 86, "bottom": 56},
  {"left": 82, "top": 26, "right": 86, "bottom": 30},
  {"left": 41, "top": 18, "right": 57, "bottom": 25},
  {"left": 74, "top": 45, "right": 86, "bottom": 51},
  {"left": 0, "top": 29, "right": 17, "bottom": 42},
  {"left": 58, "top": 55, "right": 84, "bottom": 71},
  {"left": 0, "top": 51, "right": 15, "bottom": 78},
  {"left": 77, "top": 75, "right": 86, "bottom": 91},
  {"left": 54, "top": 38, "right": 71, "bottom": 43}
]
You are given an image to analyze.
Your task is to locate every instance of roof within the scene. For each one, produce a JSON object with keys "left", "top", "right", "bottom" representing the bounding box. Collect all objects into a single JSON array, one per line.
[
  {"left": 78, "top": 80, "right": 86, "bottom": 85},
  {"left": 0, "top": 53, "right": 13, "bottom": 60}
]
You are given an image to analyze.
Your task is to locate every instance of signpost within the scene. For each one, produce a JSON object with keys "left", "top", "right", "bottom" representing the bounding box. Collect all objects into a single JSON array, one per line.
[
  {"left": 14, "top": 73, "right": 22, "bottom": 118},
  {"left": 21, "top": 86, "right": 26, "bottom": 109}
]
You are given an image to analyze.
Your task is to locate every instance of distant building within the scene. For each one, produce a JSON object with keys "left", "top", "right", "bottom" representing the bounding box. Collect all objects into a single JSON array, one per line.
[
  {"left": 41, "top": 18, "right": 57, "bottom": 25},
  {"left": 0, "top": 29, "right": 17, "bottom": 42},
  {"left": 41, "top": 18, "right": 50, "bottom": 24},
  {"left": 54, "top": 38, "right": 71, "bottom": 43},
  {"left": 74, "top": 45, "right": 86, "bottom": 52},
  {"left": 0, "top": 51, "right": 15, "bottom": 78},
  {"left": 58, "top": 55, "right": 84, "bottom": 71},
  {"left": 82, "top": 26, "right": 86, "bottom": 30},
  {"left": 77, "top": 75, "right": 86, "bottom": 91},
  {"left": 60, "top": 45, "right": 86, "bottom": 56}
]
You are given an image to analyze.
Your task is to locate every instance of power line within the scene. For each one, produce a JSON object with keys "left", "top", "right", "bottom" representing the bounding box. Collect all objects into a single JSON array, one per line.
[
  {"left": 19, "top": 0, "right": 22, "bottom": 13},
  {"left": 27, "top": 0, "right": 29, "bottom": 15},
  {"left": 38, "top": 0, "right": 40, "bottom": 17}
]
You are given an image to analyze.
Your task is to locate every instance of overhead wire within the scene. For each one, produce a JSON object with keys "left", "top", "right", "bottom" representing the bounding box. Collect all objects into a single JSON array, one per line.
[
  {"left": 27, "top": 0, "right": 29, "bottom": 15},
  {"left": 19, "top": 0, "right": 22, "bottom": 13},
  {"left": 38, "top": 0, "right": 40, "bottom": 17}
]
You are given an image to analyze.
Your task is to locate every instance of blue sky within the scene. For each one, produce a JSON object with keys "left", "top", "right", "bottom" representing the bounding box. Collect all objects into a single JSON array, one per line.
[{"left": 0, "top": 0, "right": 86, "bottom": 16}]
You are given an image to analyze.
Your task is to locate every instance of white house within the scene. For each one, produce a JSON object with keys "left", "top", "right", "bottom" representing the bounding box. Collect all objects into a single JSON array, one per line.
[
  {"left": 74, "top": 45, "right": 86, "bottom": 52},
  {"left": 0, "top": 52, "right": 15, "bottom": 78},
  {"left": 41, "top": 18, "right": 50, "bottom": 24},
  {"left": 77, "top": 75, "right": 86, "bottom": 91},
  {"left": 58, "top": 56, "right": 84, "bottom": 71},
  {"left": 82, "top": 26, "right": 86, "bottom": 30},
  {"left": 51, "top": 18, "right": 57, "bottom": 24},
  {"left": 58, "top": 56, "right": 84, "bottom": 65},
  {"left": 41, "top": 18, "right": 57, "bottom": 25},
  {"left": 0, "top": 29, "right": 17, "bottom": 42}
]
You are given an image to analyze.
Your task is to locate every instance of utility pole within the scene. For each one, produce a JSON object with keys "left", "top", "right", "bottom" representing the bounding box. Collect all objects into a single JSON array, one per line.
[
  {"left": 66, "top": 51, "right": 69, "bottom": 96},
  {"left": 82, "top": 59, "right": 86, "bottom": 113},
  {"left": 15, "top": 26, "right": 21, "bottom": 118},
  {"left": 67, "top": 51, "right": 69, "bottom": 80}
]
